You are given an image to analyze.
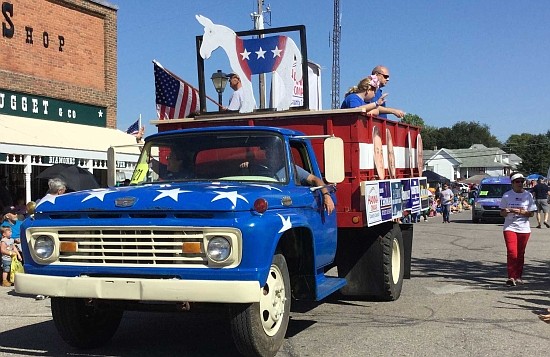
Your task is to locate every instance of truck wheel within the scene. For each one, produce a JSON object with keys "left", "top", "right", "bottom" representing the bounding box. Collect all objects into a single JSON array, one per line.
[
  {"left": 472, "top": 217, "right": 480, "bottom": 223},
  {"left": 51, "top": 297, "right": 123, "bottom": 349},
  {"left": 382, "top": 224, "right": 404, "bottom": 301},
  {"left": 229, "top": 254, "right": 290, "bottom": 357}
]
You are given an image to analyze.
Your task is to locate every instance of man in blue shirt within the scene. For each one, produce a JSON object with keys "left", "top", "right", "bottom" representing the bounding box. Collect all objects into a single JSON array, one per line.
[
  {"left": 368, "top": 65, "right": 405, "bottom": 120},
  {"left": 1, "top": 206, "right": 22, "bottom": 249}
]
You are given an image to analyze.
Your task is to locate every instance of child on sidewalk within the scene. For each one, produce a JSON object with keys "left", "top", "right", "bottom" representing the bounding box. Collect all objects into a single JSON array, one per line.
[{"left": 1, "top": 226, "right": 22, "bottom": 287}]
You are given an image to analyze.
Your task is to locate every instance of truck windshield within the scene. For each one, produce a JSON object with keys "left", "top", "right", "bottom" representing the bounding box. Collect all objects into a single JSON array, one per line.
[
  {"left": 477, "top": 184, "right": 512, "bottom": 198},
  {"left": 130, "top": 131, "right": 288, "bottom": 184}
]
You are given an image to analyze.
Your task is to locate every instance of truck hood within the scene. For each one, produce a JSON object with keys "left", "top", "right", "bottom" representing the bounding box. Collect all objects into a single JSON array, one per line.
[
  {"left": 34, "top": 182, "right": 292, "bottom": 213},
  {"left": 475, "top": 197, "right": 502, "bottom": 206}
]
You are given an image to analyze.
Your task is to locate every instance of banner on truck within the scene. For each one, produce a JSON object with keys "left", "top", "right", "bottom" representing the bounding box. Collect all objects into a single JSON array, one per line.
[
  {"left": 391, "top": 180, "right": 403, "bottom": 220},
  {"left": 410, "top": 178, "right": 421, "bottom": 213},
  {"left": 271, "top": 61, "right": 322, "bottom": 110},
  {"left": 365, "top": 182, "right": 382, "bottom": 226}
]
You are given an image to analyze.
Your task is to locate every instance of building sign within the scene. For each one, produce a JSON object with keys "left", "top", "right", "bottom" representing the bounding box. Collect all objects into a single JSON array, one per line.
[
  {"left": 0, "top": 89, "right": 106, "bottom": 126},
  {"left": 44, "top": 156, "right": 76, "bottom": 165}
]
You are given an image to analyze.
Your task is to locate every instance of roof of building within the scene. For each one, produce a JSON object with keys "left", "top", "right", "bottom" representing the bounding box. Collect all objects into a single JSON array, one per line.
[
  {"left": 424, "top": 144, "right": 520, "bottom": 169},
  {"left": 0, "top": 114, "right": 140, "bottom": 160}
]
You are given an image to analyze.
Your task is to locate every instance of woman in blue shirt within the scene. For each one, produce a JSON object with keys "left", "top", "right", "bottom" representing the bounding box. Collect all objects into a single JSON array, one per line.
[{"left": 340, "top": 75, "right": 387, "bottom": 112}]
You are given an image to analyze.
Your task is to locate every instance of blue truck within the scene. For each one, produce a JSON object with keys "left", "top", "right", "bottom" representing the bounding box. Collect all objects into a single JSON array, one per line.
[{"left": 16, "top": 109, "right": 421, "bottom": 356}]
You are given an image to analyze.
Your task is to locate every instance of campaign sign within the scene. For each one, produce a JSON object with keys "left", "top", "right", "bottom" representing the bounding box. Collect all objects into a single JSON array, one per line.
[
  {"left": 419, "top": 178, "right": 429, "bottom": 211},
  {"left": 379, "top": 181, "right": 392, "bottom": 222},
  {"left": 391, "top": 180, "right": 403, "bottom": 219},
  {"left": 410, "top": 178, "right": 421, "bottom": 213},
  {"left": 401, "top": 178, "right": 411, "bottom": 211},
  {"left": 365, "top": 183, "right": 382, "bottom": 226}
]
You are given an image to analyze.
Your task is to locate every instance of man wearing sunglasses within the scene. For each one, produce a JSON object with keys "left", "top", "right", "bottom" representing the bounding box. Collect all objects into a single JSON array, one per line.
[{"left": 368, "top": 65, "right": 405, "bottom": 120}]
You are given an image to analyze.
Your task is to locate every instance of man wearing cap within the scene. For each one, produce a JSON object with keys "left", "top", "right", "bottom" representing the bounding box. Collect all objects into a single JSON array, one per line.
[
  {"left": 226, "top": 73, "right": 245, "bottom": 111},
  {"left": 531, "top": 177, "right": 550, "bottom": 228},
  {"left": 1, "top": 206, "right": 22, "bottom": 252}
]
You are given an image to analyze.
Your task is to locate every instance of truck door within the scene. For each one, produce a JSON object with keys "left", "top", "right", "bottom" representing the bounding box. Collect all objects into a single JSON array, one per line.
[{"left": 289, "top": 140, "right": 337, "bottom": 267}]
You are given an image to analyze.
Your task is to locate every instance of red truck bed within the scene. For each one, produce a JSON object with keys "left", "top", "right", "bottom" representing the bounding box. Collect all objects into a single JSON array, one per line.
[{"left": 153, "top": 108, "right": 422, "bottom": 227}]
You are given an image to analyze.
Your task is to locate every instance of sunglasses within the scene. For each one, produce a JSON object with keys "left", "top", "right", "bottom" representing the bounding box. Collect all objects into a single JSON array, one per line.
[
  {"left": 377, "top": 72, "right": 390, "bottom": 79},
  {"left": 513, "top": 180, "right": 524, "bottom": 184}
]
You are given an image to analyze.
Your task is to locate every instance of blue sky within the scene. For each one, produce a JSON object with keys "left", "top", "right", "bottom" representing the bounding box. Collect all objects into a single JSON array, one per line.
[{"left": 115, "top": 0, "right": 550, "bottom": 142}]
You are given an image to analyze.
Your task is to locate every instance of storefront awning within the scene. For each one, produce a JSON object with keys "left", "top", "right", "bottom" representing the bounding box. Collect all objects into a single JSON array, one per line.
[{"left": 0, "top": 114, "right": 140, "bottom": 160}]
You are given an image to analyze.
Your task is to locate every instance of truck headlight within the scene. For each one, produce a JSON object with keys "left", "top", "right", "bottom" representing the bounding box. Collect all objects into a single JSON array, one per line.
[
  {"left": 207, "top": 236, "right": 231, "bottom": 262},
  {"left": 34, "top": 235, "right": 55, "bottom": 259},
  {"left": 474, "top": 202, "right": 482, "bottom": 209}
]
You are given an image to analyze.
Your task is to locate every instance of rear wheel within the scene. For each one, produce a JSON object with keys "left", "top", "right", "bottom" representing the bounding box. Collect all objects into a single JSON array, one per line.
[
  {"left": 381, "top": 224, "right": 404, "bottom": 300},
  {"left": 230, "top": 254, "right": 290, "bottom": 357},
  {"left": 337, "top": 223, "right": 404, "bottom": 300},
  {"left": 51, "top": 297, "right": 123, "bottom": 349}
]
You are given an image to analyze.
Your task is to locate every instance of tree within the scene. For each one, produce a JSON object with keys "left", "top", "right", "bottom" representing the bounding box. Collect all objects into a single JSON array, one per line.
[
  {"left": 444, "top": 121, "right": 501, "bottom": 149},
  {"left": 504, "top": 132, "right": 550, "bottom": 174},
  {"left": 402, "top": 113, "right": 425, "bottom": 128}
]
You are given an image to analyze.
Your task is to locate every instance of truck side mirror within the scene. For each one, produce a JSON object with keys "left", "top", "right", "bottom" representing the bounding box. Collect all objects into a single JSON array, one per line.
[{"left": 324, "top": 137, "right": 345, "bottom": 183}]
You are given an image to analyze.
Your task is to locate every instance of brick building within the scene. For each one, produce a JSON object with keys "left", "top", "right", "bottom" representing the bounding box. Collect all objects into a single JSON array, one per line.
[{"left": 0, "top": 0, "right": 138, "bottom": 207}]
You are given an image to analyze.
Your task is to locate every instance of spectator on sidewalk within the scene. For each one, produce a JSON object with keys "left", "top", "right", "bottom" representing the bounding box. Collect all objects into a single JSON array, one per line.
[{"left": 531, "top": 177, "right": 550, "bottom": 228}]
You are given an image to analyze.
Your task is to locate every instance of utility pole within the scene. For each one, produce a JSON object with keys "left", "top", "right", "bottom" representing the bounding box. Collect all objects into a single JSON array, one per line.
[
  {"left": 331, "top": 0, "right": 341, "bottom": 109},
  {"left": 251, "top": 0, "right": 271, "bottom": 109}
]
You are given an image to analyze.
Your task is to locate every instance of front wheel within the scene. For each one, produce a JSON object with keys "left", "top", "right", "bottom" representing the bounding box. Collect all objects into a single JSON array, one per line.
[
  {"left": 51, "top": 297, "right": 123, "bottom": 349},
  {"left": 229, "top": 254, "right": 290, "bottom": 357}
]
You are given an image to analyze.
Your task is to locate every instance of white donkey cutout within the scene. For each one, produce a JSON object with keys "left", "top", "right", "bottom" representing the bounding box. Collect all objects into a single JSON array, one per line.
[{"left": 196, "top": 15, "right": 303, "bottom": 113}]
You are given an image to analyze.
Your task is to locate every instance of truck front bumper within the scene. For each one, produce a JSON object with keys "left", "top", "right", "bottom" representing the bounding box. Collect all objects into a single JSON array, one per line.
[{"left": 15, "top": 274, "right": 261, "bottom": 303}]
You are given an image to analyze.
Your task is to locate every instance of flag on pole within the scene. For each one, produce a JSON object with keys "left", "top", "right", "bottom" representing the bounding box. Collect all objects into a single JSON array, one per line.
[
  {"left": 154, "top": 61, "right": 199, "bottom": 119},
  {"left": 126, "top": 117, "right": 141, "bottom": 135}
]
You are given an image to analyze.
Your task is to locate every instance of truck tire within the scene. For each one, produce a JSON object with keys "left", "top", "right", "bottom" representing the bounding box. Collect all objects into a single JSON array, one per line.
[
  {"left": 381, "top": 224, "right": 404, "bottom": 300},
  {"left": 337, "top": 223, "right": 404, "bottom": 300},
  {"left": 472, "top": 217, "right": 480, "bottom": 223},
  {"left": 229, "top": 254, "right": 290, "bottom": 357},
  {"left": 51, "top": 297, "right": 123, "bottom": 349}
]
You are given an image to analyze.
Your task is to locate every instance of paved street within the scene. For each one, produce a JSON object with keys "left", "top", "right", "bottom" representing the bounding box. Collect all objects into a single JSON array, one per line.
[{"left": 1, "top": 210, "right": 549, "bottom": 356}]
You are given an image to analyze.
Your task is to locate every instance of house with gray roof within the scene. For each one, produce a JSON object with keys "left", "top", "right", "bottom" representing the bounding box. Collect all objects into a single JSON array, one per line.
[{"left": 422, "top": 144, "right": 522, "bottom": 181}]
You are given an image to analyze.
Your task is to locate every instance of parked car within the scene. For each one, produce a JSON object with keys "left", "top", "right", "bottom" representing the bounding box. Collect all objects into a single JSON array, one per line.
[{"left": 458, "top": 182, "right": 470, "bottom": 193}]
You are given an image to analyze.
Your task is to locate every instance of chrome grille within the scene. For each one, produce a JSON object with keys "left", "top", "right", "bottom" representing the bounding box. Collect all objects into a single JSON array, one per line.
[{"left": 56, "top": 228, "right": 209, "bottom": 266}]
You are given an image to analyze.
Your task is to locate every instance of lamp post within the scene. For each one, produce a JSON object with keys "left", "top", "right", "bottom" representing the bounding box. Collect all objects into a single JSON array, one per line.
[{"left": 211, "top": 70, "right": 228, "bottom": 111}]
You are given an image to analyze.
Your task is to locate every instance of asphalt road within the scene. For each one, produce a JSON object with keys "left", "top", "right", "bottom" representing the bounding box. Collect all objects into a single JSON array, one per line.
[{"left": 1, "top": 210, "right": 549, "bottom": 356}]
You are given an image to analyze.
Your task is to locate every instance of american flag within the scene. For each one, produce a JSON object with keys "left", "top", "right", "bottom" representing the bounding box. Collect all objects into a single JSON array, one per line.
[
  {"left": 125, "top": 118, "right": 140, "bottom": 135},
  {"left": 154, "top": 61, "right": 199, "bottom": 119}
]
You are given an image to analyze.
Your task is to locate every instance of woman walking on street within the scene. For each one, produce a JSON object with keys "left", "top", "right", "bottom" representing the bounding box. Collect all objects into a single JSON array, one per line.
[
  {"left": 440, "top": 183, "right": 454, "bottom": 223},
  {"left": 499, "top": 172, "right": 536, "bottom": 286}
]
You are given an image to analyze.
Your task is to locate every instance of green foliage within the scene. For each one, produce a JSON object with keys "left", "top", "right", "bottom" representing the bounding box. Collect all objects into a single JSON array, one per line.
[
  {"left": 504, "top": 131, "right": 550, "bottom": 174},
  {"left": 402, "top": 113, "right": 425, "bottom": 127},
  {"left": 420, "top": 121, "right": 501, "bottom": 150}
]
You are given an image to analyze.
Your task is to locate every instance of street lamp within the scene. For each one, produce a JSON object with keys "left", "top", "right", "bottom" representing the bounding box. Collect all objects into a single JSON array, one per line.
[{"left": 211, "top": 70, "right": 228, "bottom": 111}]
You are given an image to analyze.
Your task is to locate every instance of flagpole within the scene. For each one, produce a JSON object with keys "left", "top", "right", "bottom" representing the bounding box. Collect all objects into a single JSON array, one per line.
[
  {"left": 153, "top": 60, "right": 223, "bottom": 108},
  {"left": 138, "top": 114, "right": 142, "bottom": 129}
]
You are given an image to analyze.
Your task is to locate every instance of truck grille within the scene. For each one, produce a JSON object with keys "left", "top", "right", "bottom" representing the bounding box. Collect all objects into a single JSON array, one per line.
[{"left": 43, "top": 227, "right": 238, "bottom": 267}]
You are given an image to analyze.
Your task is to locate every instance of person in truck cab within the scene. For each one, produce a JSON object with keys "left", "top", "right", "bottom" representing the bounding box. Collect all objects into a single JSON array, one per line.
[
  {"left": 240, "top": 144, "right": 335, "bottom": 214},
  {"left": 164, "top": 149, "right": 194, "bottom": 180}
]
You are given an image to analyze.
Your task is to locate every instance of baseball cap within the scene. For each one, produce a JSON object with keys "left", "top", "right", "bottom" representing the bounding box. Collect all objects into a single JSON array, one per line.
[
  {"left": 510, "top": 173, "right": 525, "bottom": 181},
  {"left": 226, "top": 73, "right": 239, "bottom": 79},
  {"left": 2, "top": 206, "right": 16, "bottom": 216}
]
